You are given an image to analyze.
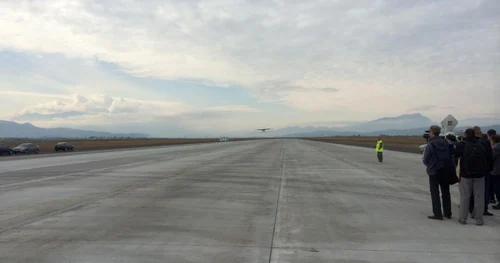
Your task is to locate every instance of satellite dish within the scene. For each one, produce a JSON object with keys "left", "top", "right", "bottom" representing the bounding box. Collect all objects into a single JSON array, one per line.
[{"left": 440, "top": 114, "right": 458, "bottom": 133}]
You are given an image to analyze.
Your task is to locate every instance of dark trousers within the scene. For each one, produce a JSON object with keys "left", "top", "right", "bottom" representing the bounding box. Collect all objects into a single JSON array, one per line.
[
  {"left": 485, "top": 173, "right": 491, "bottom": 208},
  {"left": 469, "top": 173, "right": 491, "bottom": 213},
  {"left": 429, "top": 174, "right": 451, "bottom": 217},
  {"left": 377, "top": 152, "right": 383, "bottom": 162},
  {"left": 493, "top": 175, "right": 500, "bottom": 202},
  {"left": 490, "top": 175, "right": 496, "bottom": 201}
]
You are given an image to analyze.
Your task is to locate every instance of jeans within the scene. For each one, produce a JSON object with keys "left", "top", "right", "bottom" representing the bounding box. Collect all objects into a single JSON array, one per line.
[
  {"left": 459, "top": 177, "right": 485, "bottom": 223},
  {"left": 429, "top": 174, "right": 451, "bottom": 217},
  {"left": 469, "top": 172, "right": 492, "bottom": 213}
]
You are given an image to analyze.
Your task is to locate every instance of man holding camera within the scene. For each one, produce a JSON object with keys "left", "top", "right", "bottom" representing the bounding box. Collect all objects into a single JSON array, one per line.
[{"left": 422, "top": 125, "right": 454, "bottom": 220}]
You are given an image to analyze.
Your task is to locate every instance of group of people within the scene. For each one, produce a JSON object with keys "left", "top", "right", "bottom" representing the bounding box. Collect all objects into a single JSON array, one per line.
[{"left": 422, "top": 125, "right": 500, "bottom": 225}]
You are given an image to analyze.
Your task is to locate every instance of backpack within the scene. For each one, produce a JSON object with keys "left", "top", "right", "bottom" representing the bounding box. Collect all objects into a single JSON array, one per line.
[
  {"left": 430, "top": 140, "right": 458, "bottom": 185},
  {"left": 462, "top": 140, "right": 487, "bottom": 176},
  {"left": 429, "top": 140, "right": 448, "bottom": 167}
]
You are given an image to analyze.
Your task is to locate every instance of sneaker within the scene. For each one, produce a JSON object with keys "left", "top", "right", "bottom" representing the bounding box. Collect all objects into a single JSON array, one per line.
[
  {"left": 484, "top": 211, "right": 494, "bottom": 216},
  {"left": 428, "top": 215, "right": 443, "bottom": 220},
  {"left": 492, "top": 204, "right": 500, "bottom": 210},
  {"left": 458, "top": 219, "right": 467, "bottom": 225},
  {"left": 444, "top": 215, "right": 452, "bottom": 219},
  {"left": 476, "top": 221, "right": 484, "bottom": 226}
]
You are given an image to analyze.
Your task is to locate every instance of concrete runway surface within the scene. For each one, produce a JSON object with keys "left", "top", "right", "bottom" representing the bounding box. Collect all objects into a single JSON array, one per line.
[{"left": 0, "top": 139, "right": 499, "bottom": 263}]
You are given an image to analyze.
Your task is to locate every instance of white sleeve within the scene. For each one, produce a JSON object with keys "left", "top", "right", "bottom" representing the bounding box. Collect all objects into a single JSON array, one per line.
[{"left": 421, "top": 144, "right": 427, "bottom": 161}]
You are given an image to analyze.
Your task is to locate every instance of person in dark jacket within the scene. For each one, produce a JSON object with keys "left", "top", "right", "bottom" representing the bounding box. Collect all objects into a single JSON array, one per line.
[
  {"left": 487, "top": 129, "right": 497, "bottom": 204},
  {"left": 422, "top": 125, "right": 452, "bottom": 220},
  {"left": 490, "top": 134, "right": 500, "bottom": 210},
  {"left": 468, "top": 126, "right": 494, "bottom": 216},
  {"left": 455, "top": 128, "right": 487, "bottom": 225}
]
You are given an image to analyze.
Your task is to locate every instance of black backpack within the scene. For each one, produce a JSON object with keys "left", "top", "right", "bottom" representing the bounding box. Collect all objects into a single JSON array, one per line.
[{"left": 462, "top": 140, "right": 487, "bottom": 176}]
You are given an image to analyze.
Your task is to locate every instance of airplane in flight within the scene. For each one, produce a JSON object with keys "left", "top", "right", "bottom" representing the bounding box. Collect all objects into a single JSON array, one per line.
[{"left": 256, "top": 128, "right": 272, "bottom": 132}]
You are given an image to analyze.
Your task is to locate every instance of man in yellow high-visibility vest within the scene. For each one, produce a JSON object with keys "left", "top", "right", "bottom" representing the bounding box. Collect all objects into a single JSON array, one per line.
[{"left": 376, "top": 136, "right": 384, "bottom": 163}]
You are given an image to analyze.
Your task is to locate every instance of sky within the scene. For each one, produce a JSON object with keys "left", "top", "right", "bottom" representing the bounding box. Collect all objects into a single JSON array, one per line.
[{"left": 0, "top": 0, "right": 499, "bottom": 137}]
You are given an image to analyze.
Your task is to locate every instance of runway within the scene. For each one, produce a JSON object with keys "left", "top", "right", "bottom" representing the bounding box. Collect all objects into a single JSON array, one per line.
[{"left": 0, "top": 139, "right": 499, "bottom": 262}]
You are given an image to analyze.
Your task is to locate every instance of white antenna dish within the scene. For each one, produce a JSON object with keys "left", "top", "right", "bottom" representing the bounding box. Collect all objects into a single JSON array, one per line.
[{"left": 440, "top": 114, "right": 458, "bottom": 133}]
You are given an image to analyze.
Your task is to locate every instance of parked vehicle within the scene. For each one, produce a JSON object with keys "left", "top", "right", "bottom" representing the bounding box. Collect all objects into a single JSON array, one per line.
[
  {"left": 12, "top": 143, "right": 39, "bottom": 154},
  {"left": 0, "top": 144, "right": 13, "bottom": 156},
  {"left": 54, "top": 142, "right": 75, "bottom": 152}
]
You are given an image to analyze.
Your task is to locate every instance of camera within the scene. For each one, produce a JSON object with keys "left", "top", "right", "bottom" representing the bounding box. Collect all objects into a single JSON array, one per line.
[
  {"left": 423, "top": 130, "right": 430, "bottom": 142},
  {"left": 445, "top": 133, "right": 457, "bottom": 142}
]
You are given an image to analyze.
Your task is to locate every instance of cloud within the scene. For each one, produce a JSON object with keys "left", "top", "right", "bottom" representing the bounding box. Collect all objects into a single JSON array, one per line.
[
  {"left": 253, "top": 80, "right": 340, "bottom": 106},
  {"left": 18, "top": 94, "right": 113, "bottom": 115},
  {"left": 8, "top": 92, "right": 265, "bottom": 135},
  {"left": 205, "top": 105, "right": 263, "bottom": 113},
  {"left": 0, "top": 91, "right": 68, "bottom": 99},
  {"left": 14, "top": 111, "right": 87, "bottom": 122},
  {"left": 0, "top": 0, "right": 500, "bottom": 110},
  {"left": 280, "top": 91, "right": 345, "bottom": 112},
  {"left": 407, "top": 105, "right": 456, "bottom": 112},
  {"left": 11, "top": 93, "right": 188, "bottom": 121},
  {"left": 0, "top": 0, "right": 497, "bottom": 115},
  {"left": 107, "top": 98, "right": 140, "bottom": 114}
]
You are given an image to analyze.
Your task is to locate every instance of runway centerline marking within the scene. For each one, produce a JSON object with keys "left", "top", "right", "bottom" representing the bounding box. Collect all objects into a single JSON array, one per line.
[{"left": 268, "top": 145, "right": 286, "bottom": 263}]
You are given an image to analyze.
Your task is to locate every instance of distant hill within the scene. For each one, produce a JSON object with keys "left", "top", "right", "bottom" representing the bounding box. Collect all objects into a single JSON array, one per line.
[
  {"left": 243, "top": 113, "right": 434, "bottom": 137},
  {"left": 282, "top": 127, "right": 426, "bottom": 137},
  {"left": 0, "top": 120, "right": 149, "bottom": 139},
  {"left": 283, "top": 124, "right": 500, "bottom": 137},
  {"left": 270, "top": 113, "right": 499, "bottom": 137},
  {"left": 343, "top": 113, "right": 433, "bottom": 132}
]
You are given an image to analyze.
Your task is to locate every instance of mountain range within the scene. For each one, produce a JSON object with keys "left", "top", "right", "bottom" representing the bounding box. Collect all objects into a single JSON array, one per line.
[
  {"left": 1, "top": 113, "right": 499, "bottom": 138},
  {"left": 0, "top": 120, "right": 149, "bottom": 139},
  {"left": 242, "top": 113, "right": 500, "bottom": 137}
]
